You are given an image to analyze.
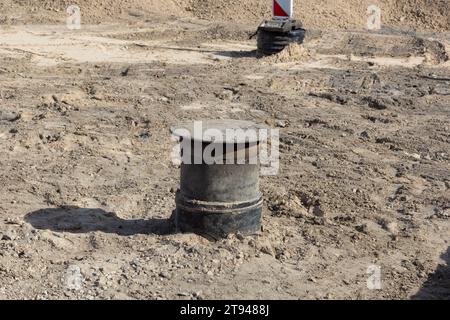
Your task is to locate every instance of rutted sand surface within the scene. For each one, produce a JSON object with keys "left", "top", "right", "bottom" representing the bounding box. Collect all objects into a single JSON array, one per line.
[{"left": 0, "top": 26, "right": 257, "bottom": 67}]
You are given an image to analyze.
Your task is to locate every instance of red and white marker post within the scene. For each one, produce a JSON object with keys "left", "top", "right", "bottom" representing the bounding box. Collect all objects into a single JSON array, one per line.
[{"left": 273, "top": 0, "right": 293, "bottom": 20}]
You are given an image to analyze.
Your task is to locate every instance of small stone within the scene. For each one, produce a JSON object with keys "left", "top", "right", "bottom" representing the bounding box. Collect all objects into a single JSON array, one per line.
[
  {"left": 360, "top": 131, "right": 370, "bottom": 140},
  {"left": 194, "top": 291, "right": 203, "bottom": 299},
  {"left": 258, "top": 240, "right": 275, "bottom": 257},
  {"left": 138, "top": 132, "right": 151, "bottom": 141},
  {"left": 0, "top": 111, "right": 20, "bottom": 122},
  {"left": 355, "top": 224, "right": 368, "bottom": 234},
  {"left": 159, "top": 271, "right": 172, "bottom": 279},
  {"left": 92, "top": 94, "right": 104, "bottom": 101},
  {"left": 128, "top": 10, "right": 145, "bottom": 17},
  {"left": 218, "top": 89, "right": 233, "bottom": 101},
  {"left": 381, "top": 220, "right": 399, "bottom": 235},
  {"left": 436, "top": 208, "right": 449, "bottom": 219},
  {"left": 386, "top": 222, "right": 398, "bottom": 234},
  {"left": 276, "top": 120, "right": 288, "bottom": 128},
  {"left": 177, "top": 292, "right": 190, "bottom": 297},
  {"left": 310, "top": 205, "right": 325, "bottom": 217},
  {"left": 235, "top": 233, "right": 245, "bottom": 241},
  {"left": 121, "top": 67, "right": 130, "bottom": 76},
  {"left": 1, "top": 234, "right": 12, "bottom": 241}
]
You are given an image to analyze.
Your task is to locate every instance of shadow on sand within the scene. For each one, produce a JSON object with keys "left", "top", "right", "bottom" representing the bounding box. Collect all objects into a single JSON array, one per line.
[
  {"left": 25, "top": 206, "right": 174, "bottom": 236},
  {"left": 412, "top": 247, "right": 450, "bottom": 300},
  {"left": 137, "top": 44, "right": 257, "bottom": 59}
]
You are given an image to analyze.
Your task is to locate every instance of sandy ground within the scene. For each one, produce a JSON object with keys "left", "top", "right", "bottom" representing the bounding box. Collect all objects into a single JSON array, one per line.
[
  {"left": 2, "top": 0, "right": 450, "bottom": 31},
  {"left": 0, "top": 15, "right": 449, "bottom": 300}
]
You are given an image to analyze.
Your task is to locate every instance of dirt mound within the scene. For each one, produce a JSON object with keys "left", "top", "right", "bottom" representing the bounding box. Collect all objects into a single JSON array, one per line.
[
  {"left": 263, "top": 43, "right": 312, "bottom": 63},
  {"left": 423, "top": 39, "right": 449, "bottom": 65},
  {"left": 189, "top": 0, "right": 450, "bottom": 31},
  {"left": 0, "top": 0, "right": 190, "bottom": 24},
  {"left": 0, "top": 0, "right": 449, "bottom": 31},
  {"left": 392, "top": 0, "right": 450, "bottom": 31}
]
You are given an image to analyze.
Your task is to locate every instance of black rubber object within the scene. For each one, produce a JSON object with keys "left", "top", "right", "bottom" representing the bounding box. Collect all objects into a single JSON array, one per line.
[
  {"left": 174, "top": 161, "right": 263, "bottom": 240},
  {"left": 174, "top": 192, "right": 263, "bottom": 241},
  {"left": 171, "top": 120, "right": 266, "bottom": 240},
  {"left": 257, "top": 28, "right": 306, "bottom": 56}
]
